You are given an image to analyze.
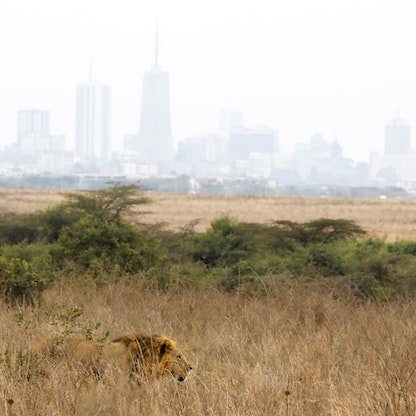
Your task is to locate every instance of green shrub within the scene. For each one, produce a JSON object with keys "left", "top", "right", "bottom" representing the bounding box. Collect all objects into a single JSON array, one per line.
[
  {"left": 388, "top": 240, "right": 416, "bottom": 256},
  {"left": 0, "top": 256, "right": 51, "bottom": 305},
  {"left": 35, "top": 204, "right": 85, "bottom": 243},
  {"left": 51, "top": 215, "right": 166, "bottom": 275},
  {"left": 306, "top": 243, "right": 346, "bottom": 276},
  {"left": 191, "top": 216, "right": 248, "bottom": 268},
  {"left": 342, "top": 239, "right": 416, "bottom": 301},
  {"left": 0, "top": 213, "right": 40, "bottom": 244},
  {"left": 0, "top": 242, "right": 52, "bottom": 263}
]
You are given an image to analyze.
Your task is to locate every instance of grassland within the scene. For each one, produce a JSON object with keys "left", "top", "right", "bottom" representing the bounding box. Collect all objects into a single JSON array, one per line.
[
  {"left": 2, "top": 187, "right": 416, "bottom": 240},
  {"left": 1, "top": 188, "right": 416, "bottom": 414},
  {"left": 2, "top": 284, "right": 416, "bottom": 415}
]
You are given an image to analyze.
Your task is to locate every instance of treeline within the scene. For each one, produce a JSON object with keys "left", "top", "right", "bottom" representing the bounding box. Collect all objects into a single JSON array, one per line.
[
  {"left": 1, "top": 182, "right": 416, "bottom": 305},
  {"left": 0, "top": 173, "right": 409, "bottom": 198}
]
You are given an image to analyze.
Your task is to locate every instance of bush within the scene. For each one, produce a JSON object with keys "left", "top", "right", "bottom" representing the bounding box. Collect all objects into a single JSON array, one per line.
[
  {"left": 0, "top": 256, "right": 51, "bottom": 305},
  {"left": 35, "top": 204, "right": 85, "bottom": 243},
  {"left": 0, "top": 213, "right": 40, "bottom": 244},
  {"left": 306, "top": 243, "right": 346, "bottom": 276},
  {"left": 271, "top": 218, "right": 366, "bottom": 246},
  {"left": 190, "top": 216, "right": 248, "bottom": 268},
  {"left": 51, "top": 215, "right": 167, "bottom": 275},
  {"left": 0, "top": 242, "right": 52, "bottom": 263},
  {"left": 388, "top": 240, "right": 416, "bottom": 256}
]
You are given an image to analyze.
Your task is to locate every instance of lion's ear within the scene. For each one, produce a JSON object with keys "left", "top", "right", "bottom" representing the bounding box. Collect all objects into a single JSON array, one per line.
[
  {"left": 159, "top": 338, "right": 174, "bottom": 356},
  {"left": 160, "top": 342, "right": 167, "bottom": 356}
]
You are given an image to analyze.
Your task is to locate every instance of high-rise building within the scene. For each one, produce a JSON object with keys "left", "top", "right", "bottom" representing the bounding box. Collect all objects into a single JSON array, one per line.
[
  {"left": 138, "top": 28, "right": 173, "bottom": 172},
  {"left": 384, "top": 117, "right": 410, "bottom": 155},
  {"left": 17, "top": 109, "right": 50, "bottom": 148},
  {"left": 75, "top": 73, "right": 111, "bottom": 161}
]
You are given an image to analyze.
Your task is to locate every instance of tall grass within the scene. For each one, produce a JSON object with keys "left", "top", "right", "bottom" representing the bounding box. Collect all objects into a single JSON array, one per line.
[{"left": 2, "top": 283, "right": 416, "bottom": 415}]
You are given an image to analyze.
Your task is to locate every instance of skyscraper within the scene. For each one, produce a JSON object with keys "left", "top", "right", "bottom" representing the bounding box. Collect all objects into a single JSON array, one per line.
[
  {"left": 75, "top": 70, "right": 111, "bottom": 161},
  {"left": 384, "top": 117, "right": 410, "bottom": 155},
  {"left": 138, "top": 28, "right": 173, "bottom": 172}
]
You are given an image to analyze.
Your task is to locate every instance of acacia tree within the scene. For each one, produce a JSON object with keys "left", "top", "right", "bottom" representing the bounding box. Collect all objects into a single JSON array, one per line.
[
  {"left": 50, "top": 182, "right": 167, "bottom": 274},
  {"left": 63, "top": 181, "right": 151, "bottom": 223}
]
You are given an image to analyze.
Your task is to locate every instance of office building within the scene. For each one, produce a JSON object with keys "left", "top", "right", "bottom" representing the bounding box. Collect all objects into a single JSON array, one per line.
[{"left": 75, "top": 79, "right": 111, "bottom": 161}]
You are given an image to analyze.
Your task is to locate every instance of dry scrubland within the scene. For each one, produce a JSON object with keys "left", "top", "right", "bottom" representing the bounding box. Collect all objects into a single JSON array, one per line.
[
  {"left": 2, "top": 187, "right": 416, "bottom": 240},
  {"left": 1, "top": 285, "right": 416, "bottom": 415},
  {"left": 1, "top": 188, "right": 416, "bottom": 414}
]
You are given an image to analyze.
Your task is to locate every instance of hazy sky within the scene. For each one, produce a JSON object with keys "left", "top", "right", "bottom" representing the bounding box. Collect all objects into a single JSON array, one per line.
[{"left": 1, "top": 0, "right": 415, "bottom": 162}]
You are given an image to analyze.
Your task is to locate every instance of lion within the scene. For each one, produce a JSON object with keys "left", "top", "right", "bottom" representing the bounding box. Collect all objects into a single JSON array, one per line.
[{"left": 25, "top": 333, "right": 192, "bottom": 384}]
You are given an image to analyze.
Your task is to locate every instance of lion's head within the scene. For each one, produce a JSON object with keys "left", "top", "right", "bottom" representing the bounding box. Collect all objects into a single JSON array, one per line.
[{"left": 111, "top": 334, "right": 192, "bottom": 382}]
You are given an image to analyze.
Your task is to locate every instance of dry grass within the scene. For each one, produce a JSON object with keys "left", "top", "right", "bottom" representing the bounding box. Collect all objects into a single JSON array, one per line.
[
  {"left": 2, "top": 187, "right": 416, "bottom": 414},
  {"left": 0, "top": 188, "right": 64, "bottom": 215},
  {"left": 2, "top": 187, "right": 416, "bottom": 241},
  {"left": 141, "top": 193, "right": 416, "bottom": 241},
  {"left": 1, "top": 284, "right": 416, "bottom": 415}
]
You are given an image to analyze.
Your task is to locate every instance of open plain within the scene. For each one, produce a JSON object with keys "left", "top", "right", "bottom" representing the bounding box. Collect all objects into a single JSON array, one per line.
[
  {"left": 1, "top": 187, "right": 416, "bottom": 415},
  {"left": 1, "top": 187, "right": 416, "bottom": 240}
]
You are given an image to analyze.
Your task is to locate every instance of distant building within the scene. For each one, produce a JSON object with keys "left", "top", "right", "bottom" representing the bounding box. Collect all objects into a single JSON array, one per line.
[
  {"left": 12, "top": 109, "right": 69, "bottom": 173},
  {"left": 228, "top": 125, "right": 278, "bottom": 161},
  {"left": 177, "top": 134, "right": 224, "bottom": 163},
  {"left": 369, "top": 116, "right": 414, "bottom": 186},
  {"left": 370, "top": 152, "right": 416, "bottom": 186},
  {"left": 293, "top": 134, "right": 345, "bottom": 182},
  {"left": 75, "top": 76, "right": 111, "bottom": 162},
  {"left": 384, "top": 117, "right": 410, "bottom": 155},
  {"left": 17, "top": 109, "right": 50, "bottom": 150},
  {"left": 137, "top": 28, "right": 173, "bottom": 173},
  {"left": 175, "top": 134, "right": 227, "bottom": 176},
  {"left": 17, "top": 109, "right": 66, "bottom": 154}
]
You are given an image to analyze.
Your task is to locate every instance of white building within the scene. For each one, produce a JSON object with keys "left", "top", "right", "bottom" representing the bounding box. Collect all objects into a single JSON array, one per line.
[{"left": 75, "top": 81, "right": 111, "bottom": 162}]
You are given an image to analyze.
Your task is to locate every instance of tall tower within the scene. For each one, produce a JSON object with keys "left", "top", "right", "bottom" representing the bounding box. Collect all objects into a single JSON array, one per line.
[
  {"left": 138, "top": 27, "right": 173, "bottom": 172},
  {"left": 75, "top": 67, "right": 111, "bottom": 161}
]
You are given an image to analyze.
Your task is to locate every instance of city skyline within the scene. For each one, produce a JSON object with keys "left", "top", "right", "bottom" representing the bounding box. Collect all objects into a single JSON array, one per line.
[
  {"left": 1, "top": 0, "right": 415, "bottom": 164},
  {"left": 2, "top": 104, "right": 416, "bottom": 189}
]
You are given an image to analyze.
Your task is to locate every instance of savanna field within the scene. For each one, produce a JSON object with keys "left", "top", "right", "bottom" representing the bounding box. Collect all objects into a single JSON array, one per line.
[{"left": 1, "top": 187, "right": 416, "bottom": 415}]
